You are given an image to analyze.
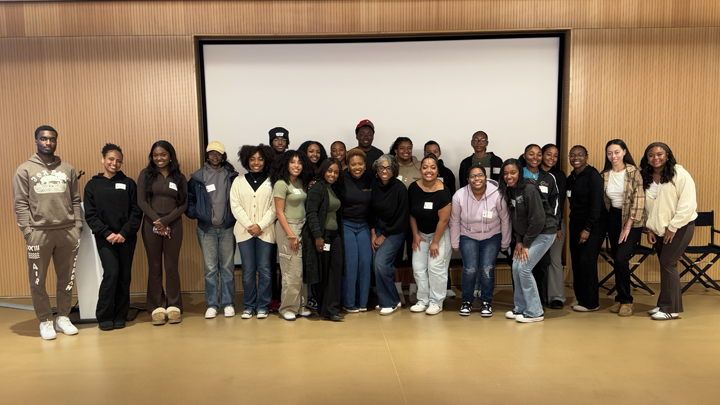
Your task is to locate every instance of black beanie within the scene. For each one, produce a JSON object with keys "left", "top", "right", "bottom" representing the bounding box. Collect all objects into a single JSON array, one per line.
[
  {"left": 269, "top": 127, "right": 289, "bottom": 144},
  {"left": 35, "top": 125, "right": 58, "bottom": 139}
]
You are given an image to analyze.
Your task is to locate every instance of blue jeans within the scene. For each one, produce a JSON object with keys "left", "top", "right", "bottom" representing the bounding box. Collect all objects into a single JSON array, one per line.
[
  {"left": 196, "top": 227, "right": 236, "bottom": 310},
  {"left": 373, "top": 227, "right": 406, "bottom": 308},
  {"left": 459, "top": 233, "right": 502, "bottom": 303},
  {"left": 512, "top": 233, "right": 555, "bottom": 318},
  {"left": 341, "top": 221, "right": 372, "bottom": 309},
  {"left": 237, "top": 237, "right": 274, "bottom": 312}
]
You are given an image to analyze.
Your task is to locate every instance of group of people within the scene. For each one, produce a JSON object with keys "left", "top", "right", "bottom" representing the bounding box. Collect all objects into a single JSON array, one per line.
[{"left": 13, "top": 121, "right": 697, "bottom": 340}]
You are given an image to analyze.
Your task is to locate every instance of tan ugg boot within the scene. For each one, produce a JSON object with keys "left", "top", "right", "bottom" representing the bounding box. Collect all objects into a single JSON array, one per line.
[
  {"left": 151, "top": 307, "right": 167, "bottom": 325},
  {"left": 167, "top": 306, "right": 182, "bottom": 324},
  {"left": 618, "top": 303, "right": 634, "bottom": 317}
]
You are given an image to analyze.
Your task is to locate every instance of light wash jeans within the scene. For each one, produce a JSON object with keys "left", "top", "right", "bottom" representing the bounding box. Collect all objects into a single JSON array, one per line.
[
  {"left": 238, "top": 237, "right": 274, "bottom": 313},
  {"left": 411, "top": 229, "right": 451, "bottom": 307},
  {"left": 341, "top": 220, "right": 372, "bottom": 310},
  {"left": 512, "top": 233, "right": 555, "bottom": 318},
  {"left": 196, "top": 226, "right": 236, "bottom": 310}
]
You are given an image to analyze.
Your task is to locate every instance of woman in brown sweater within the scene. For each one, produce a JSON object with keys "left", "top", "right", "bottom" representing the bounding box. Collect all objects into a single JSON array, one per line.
[{"left": 137, "top": 140, "right": 188, "bottom": 325}]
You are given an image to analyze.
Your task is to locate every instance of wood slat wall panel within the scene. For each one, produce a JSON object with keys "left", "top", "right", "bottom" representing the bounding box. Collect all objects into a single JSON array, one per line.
[
  {"left": 567, "top": 27, "right": 720, "bottom": 284},
  {"left": 1, "top": 0, "right": 720, "bottom": 38},
  {"left": 0, "top": 35, "right": 205, "bottom": 297}
]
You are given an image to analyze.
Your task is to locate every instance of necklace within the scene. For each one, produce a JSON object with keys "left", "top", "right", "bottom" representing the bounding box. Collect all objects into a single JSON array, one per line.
[{"left": 248, "top": 172, "right": 263, "bottom": 184}]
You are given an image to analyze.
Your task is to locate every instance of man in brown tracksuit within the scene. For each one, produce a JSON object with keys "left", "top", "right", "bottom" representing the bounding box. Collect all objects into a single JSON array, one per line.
[{"left": 13, "top": 125, "right": 82, "bottom": 340}]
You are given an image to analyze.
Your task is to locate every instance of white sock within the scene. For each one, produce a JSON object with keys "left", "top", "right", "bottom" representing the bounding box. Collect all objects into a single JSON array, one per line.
[
  {"left": 395, "top": 282, "right": 403, "bottom": 294},
  {"left": 409, "top": 283, "right": 417, "bottom": 294}
]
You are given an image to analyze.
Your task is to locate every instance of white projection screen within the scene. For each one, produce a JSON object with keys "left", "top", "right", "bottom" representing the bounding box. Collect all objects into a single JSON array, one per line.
[
  {"left": 200, "top": 35, "right": 562, "bottom": 176},
  {"left": 199, "top": 35, "right": 562, "bottom": 264}
]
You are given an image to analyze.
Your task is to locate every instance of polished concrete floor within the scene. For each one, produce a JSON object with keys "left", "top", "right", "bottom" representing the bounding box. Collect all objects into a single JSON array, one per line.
[{"left": 2, "top": 285, "right": 720, "bottom": 405}]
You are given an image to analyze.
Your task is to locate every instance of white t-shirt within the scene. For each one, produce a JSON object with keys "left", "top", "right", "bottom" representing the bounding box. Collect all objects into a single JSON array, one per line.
[
  {"left": 647, "top": 181, "right": 659, "bottom": 199},
  {"left": 606, "top": 169, "right": 625, "bottom": 209}
]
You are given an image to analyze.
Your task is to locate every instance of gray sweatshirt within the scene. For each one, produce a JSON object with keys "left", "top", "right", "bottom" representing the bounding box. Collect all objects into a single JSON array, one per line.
[{"left": 13, "top": 153, "right": 82, "bottom": 237}]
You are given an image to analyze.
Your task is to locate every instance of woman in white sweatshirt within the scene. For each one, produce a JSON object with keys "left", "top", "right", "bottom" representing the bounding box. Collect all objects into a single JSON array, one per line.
[
  {"left": 450, "top": 165, "right": 511, "bottom": 317},
  {"left": 640, "top": 142, "right": 697, "bottom": 321},
  {"left": 230, "top": 144, "right": 277, "bottom": 320}
]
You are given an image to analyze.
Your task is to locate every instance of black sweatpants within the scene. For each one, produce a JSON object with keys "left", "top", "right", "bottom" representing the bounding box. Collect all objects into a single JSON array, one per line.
[
  {"left": 95, "top": 235, "right": 137, "bottom": 323},
  {"left": 316, "top": 230, "right": 343, "bottom": 318},
  {"left": 607, "top": 207, "right": 644, "bottom": 304},
  {"left": 569, "top": 219, "right": 603, "bottom": 309}
]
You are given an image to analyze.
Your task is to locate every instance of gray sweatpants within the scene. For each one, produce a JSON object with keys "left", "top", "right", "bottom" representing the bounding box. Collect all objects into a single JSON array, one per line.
[
  {"left": 25, "top": 227, "right": 81, "bottom": 321},
  {"left": 547, "top": 221, "right": 567, "bottom": 303}
]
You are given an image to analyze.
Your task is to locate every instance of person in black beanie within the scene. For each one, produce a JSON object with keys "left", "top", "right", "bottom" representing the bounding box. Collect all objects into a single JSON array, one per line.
[
  {"left": 83, "top": 143, "right": 143, "bottom": 330},
  {"left": 267, "top": 126, "right": 289, "bottom": 310},
  {"left": 269, "top": 127, "right": 290, "bottom": 157}
]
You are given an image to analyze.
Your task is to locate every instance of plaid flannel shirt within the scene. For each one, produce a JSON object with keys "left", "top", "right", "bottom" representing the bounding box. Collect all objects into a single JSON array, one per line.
[{"left": 602, "top": 164, "right": 645, "bottom": 228}]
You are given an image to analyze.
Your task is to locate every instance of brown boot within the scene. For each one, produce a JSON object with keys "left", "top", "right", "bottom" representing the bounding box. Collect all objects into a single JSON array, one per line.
[
  {"left": 618, "top": 303, "right": 634, "bottom": 317},
  {"left": 151, "top": 308, "right": 167, "bottom": 325},
  {"left": 167, "top": 306, "right": 182, "bottom": 324},
  {"left": 608, "top": 302, "right": 621, "bottom": 313}
]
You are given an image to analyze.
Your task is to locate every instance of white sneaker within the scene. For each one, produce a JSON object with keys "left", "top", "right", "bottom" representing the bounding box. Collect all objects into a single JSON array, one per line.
[
  {"left": 410, "top": 303, "right": 428, "bottom": 313},
  {"left": 224, "top": 307, "right": 236, "bottom": 317},
  {"left": 505, "top": 310, "right": 522, "bottom": 319},
  {"left": 651, "top": 311, "right": 679, "bottom": 320},
  {"left": 283, "top": 312, "right": 296, "bottom": 321},
  {"left": 256, "top": 310, "right": 269, "bottom": 319},
  {"left": 241, "top": 309, "right": 254, "bottom": 319},
  {"left": 516, "top": 314, "right": 544, "bottom": 323},
  {"left": 446, "top": 289, "right": 456, "bottom": 298},
  {"left": 570, "top": 300, "right": 578, "bottom": 308},
  {"left": 425, "top": 304, "right": 442, "bottom": 315},
  {"left": 647, "top": 306, "right": 661, "bottom": 315},
  {"left": 55, "top": 316, "right": 78, "bottom": 335},
  {"left": 379, "top": 306, "right": 399, "bottom": 316},
  {"left": 40, "top": 320, "right": 56, "bottom": 340},
  {"left": 204, "top": 308, "right": 217, "bottom": 319},
  {"left": 298, "top": 308, "right": 312, "bottom": 317}
]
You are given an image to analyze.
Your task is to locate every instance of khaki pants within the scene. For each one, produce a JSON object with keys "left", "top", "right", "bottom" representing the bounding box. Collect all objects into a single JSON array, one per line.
[
  {"left": 275, "top": 219, "right": 307, "bottom": 316},
  {"left": 25, "top": 227, "right": 81, "bottom": 321}
]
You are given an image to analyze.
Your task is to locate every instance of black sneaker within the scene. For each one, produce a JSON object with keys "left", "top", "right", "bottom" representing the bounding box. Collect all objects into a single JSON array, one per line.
[
  {"left": 480, "top": 302, "right": 493, "bottom": 317},
  {"left": 306, "top": 297, "right": 318, "bottom": 311},
  {"left": 459, "top": 302, "right": 472, "bottom": 316}
]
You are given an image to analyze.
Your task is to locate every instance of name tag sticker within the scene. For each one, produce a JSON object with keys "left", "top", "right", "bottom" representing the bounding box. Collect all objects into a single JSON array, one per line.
[
  {"left": 567, "top": 190, "right": 572, "bottom": 198},
  {"left": 206, "top": 184, "right": 216, "bottom": 193},
  {"left": 483, "top": 210, "right": 493, "bottom": 219},
  {"left": 115, "top": 183, "right": 126, "bottom": 190},
  {"left": 397, "top": 175, "right": 403, "bottom": 181},
  {"left": 511, "top": 199, "right": 516, "bottom": 207},
  {"left": 493, "top": 167, "right": 501, "bottom": 174},
  {"left": 323, "top": 243, "right": 331, "bottom": 251},
  {"left": 438, "top": 177, "right": 444, "bottom": 183},
  {"left": 169, "top": 182, "right": 178, "bottom": 191},
  {"left": 424, "top": 202, "right": 433, "bottom": 210},
  {"left": 293, "top": 189, "right": 301, "bottom": 195},
  {"left": 264, "top": 182, "right": 273, "bottom": 190},
  {"left": 539, "top": 185, "right": 548, "bottom": 193}
]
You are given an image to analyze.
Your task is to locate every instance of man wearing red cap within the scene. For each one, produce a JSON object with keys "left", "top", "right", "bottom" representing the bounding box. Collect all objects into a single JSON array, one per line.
[{"left": 355, "top": 119, "right": 383, "bottom": 169}]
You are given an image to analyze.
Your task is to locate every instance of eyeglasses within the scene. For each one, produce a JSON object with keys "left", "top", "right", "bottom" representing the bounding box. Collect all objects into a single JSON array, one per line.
[
  {"left": 377, "top": 166, "right": 392, "bottom": 172},
  {"left": 468, "top": 173, "right": 486, "bottom": 179},
  {"left": 208, "top": 151, "right": 223, "bottom": 157},
  {"left": 471, "top": 138, "right": 488, "bottom": 143},
  {"left": 568, "top": 153, "right": 586, "bottom": 158}
]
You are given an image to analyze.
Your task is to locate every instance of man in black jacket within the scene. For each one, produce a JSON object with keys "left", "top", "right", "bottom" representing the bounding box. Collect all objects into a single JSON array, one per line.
[{"left": 459, "top": 131, "right": 503, "bottom": 186}]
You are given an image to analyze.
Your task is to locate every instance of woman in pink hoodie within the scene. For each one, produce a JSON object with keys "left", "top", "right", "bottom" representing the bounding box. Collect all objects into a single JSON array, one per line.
[{"left": 450, "top": 164, "right": 511, "bottom": 317}]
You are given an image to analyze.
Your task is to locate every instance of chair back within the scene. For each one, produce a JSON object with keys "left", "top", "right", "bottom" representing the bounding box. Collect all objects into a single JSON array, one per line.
[{"left": 695, "top": 211, "right": 714, "bottom": 228}]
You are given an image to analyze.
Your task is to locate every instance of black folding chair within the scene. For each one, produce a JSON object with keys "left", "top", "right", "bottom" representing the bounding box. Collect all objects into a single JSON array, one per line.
[
  {"left": 679, "top": 211, "right": 720, "bottom": 293},
  {"left": 599, "top": 235, "right": 656, "bottom": 296}
]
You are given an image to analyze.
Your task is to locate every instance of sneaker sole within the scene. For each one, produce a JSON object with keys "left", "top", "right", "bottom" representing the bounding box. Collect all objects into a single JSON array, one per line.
[
  {"left": 516, "top": 316, "right": 544, "bottom": 323},
  {"left": 56, "top": 327, "right": 79, "bottom": 335},
  {"left": 459, "top": 312, "right": 471, "bottom": 316},
  {"left": 241, "top": 315, "right": 252, "bottom": 319},
  {"left": 425, "top": 310, "right": 442, "bottom": 315},
  {"left": 480, "top": 313, "right": 493, "bottom": 318}
]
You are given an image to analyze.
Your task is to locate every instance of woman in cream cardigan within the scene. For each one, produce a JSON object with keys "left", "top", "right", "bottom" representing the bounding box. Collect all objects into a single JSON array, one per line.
[
  {"left": 640, "top": 142, "right": 697, "bottom": 321},
  {"left": 230, "top": 144, "right": 277, "bottom": 320}
]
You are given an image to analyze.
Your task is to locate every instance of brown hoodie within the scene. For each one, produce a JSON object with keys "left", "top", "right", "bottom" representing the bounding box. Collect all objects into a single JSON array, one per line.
[{"left": 13, "top": 153, "right": 82, "bottom": 237}]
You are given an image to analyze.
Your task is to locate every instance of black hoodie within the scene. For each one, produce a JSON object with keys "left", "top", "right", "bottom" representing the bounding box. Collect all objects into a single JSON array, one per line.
[
  {"left": 506, "top": 179, "right": 557, "bottom": 247},
  {"left": 83, "top": 170, "right": 143, "bottom": 239}
]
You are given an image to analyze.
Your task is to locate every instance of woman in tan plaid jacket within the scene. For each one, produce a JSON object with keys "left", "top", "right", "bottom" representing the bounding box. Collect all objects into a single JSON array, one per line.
[{"left": 600, "top": 139, "right": 645, "bottom": 317}]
